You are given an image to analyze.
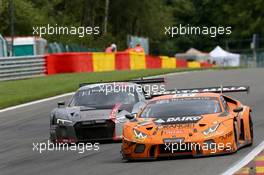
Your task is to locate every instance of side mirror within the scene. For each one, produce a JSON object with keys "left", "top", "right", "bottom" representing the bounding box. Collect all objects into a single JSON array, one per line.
[
  {"left": 125, "top": 114, "right": 135, "bottom": 120},
  {"left": 233, "top": 107, "right": 243, "bottom": 113},
  {"left": 145, "top": 94, "right": 152, "bottom": 100},
  {"left": 58, "top": 101, "right": 65, "bottom": 108}
]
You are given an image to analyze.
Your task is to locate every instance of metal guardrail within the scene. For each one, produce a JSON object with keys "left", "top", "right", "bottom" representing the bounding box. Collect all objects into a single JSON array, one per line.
[{"left": 0, "top": 55, "right": 46, "bottom": 81}]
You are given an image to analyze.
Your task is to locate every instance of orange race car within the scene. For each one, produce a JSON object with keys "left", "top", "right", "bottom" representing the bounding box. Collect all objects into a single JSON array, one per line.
[{"left": 121, "top": 86, "right": 253, "bottom": 160}]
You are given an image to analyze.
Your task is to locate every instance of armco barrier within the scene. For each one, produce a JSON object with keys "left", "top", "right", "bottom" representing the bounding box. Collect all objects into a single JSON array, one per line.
[{"left": 0, "top": 55, "right": 46, "bottom": 81}]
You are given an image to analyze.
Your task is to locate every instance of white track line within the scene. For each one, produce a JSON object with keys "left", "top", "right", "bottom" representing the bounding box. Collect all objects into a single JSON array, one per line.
[
  {"left": 0, "top": 92, "right": 74, "bottom": 113},
  {"left": 221, "top": 140, "right": 264, "bottom": 175}
]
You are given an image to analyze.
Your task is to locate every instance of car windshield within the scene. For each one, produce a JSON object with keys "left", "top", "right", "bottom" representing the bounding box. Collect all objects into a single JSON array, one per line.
[
  {"left": 140, "top": 97, "right": 221, "bottom": 118},
  {"left": 70, "top": 88, "right": 137, "bottom": 107}
]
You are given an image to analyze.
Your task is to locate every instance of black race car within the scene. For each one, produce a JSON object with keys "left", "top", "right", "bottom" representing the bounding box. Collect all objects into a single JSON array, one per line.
[{"left": 50, "top": 78, "right": 164, "bottom": 143}]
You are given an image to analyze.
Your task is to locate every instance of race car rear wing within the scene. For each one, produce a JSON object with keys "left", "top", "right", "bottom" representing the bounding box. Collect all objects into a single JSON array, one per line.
[
  {"left": 79, "top": 77, "right": 165, "bottom": 87},
  {"left": 129, "top": 77, "right": 165, "bottom": 84},
  {"left": 150, "top": 85, "right": 250, "bottom": 97}
]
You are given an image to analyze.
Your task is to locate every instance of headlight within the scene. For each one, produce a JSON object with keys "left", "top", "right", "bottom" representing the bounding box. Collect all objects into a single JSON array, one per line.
[
  {"left": 56, "top": 118, "right": 73, "bottom": 125},
  {"left": 203, "top": 123, "right": 220, "bottom": 135},
  {"left": 133, "top": 129, "right": 147, "bottom": 139},
  {"left": 72, "top": 112, "right": 80, "bottom": 118}
]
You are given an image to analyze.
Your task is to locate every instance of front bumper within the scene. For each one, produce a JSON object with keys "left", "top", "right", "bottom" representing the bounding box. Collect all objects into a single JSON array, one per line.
[
  {"left": 50, "top": 119, "right": 117, "bottom": 143},
  {"left": 121, "top": 132, "right": 236, "bottom": 160}
]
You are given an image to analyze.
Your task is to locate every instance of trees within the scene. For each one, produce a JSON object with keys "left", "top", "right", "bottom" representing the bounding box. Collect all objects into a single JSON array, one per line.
[{"left": 0, "top": 0, "right": 263, "bottom": 54}]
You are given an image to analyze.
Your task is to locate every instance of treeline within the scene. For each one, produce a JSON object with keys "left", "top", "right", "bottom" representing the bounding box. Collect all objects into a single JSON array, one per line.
[{"left": 0, "top": 0, "right": 263, "bottom": 55}]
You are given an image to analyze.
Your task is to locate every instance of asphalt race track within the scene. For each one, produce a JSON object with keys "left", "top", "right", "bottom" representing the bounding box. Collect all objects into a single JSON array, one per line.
[{"left": 1, "top": 68, "right": 264, "bottom": 175}]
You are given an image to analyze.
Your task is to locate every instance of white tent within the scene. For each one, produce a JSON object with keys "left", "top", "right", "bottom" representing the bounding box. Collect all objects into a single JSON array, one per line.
[{"left": 209, "top": 46, "right": 240, "bottom": 67}]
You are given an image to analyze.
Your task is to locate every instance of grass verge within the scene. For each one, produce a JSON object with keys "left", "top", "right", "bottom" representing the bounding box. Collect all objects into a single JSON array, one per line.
[{"left": 0, "top": 67, "right": 239, "bottom": 109}]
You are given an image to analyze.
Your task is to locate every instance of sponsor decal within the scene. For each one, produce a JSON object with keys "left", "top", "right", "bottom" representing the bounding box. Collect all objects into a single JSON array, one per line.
[
  {"left": 163, "top": 123, "right": 195, "bottom": 129},
  {"left": 219, "top": 131, "right": 233, "bottom": 140},
  {"left": 154, "top": 116, "right": 202, "bottom": 124},
  {"left": 166, "top": 116, "right": 202, "bottom": 123},
  {"left": 164, "top": 130, "right": 184, "bottom": 135},
  {"left": 151, "top": 97, "right": 213, "bottom": 105}
]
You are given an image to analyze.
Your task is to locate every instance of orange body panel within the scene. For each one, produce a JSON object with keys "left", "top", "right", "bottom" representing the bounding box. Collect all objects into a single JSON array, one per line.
[{"left": 121, "top": 93, "right": 253, "bottom": 160}]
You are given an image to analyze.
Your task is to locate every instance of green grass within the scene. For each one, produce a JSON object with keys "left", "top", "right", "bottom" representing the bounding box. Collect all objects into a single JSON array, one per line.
[{"left": 0, "top": 67, "right": 239, "bottom": 109}]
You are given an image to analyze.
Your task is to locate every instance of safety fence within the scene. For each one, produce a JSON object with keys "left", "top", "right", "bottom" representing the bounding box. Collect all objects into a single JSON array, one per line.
[
  {"left": 46, "top": 52, "right": 213, "bottom": 75},
  {"left": 0, "top": 52, "right": 214, "bottom": 81},
  {"left": 240, "top": 51, "right": 264, "bottom": 68}
]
